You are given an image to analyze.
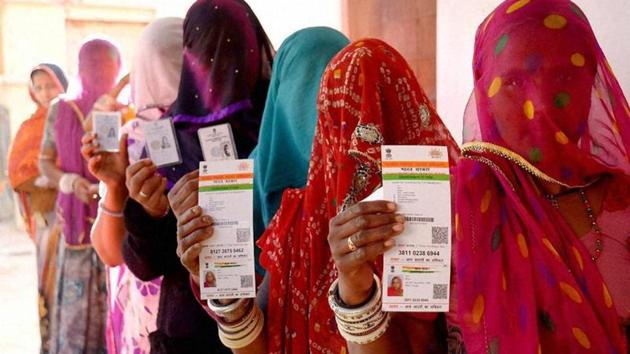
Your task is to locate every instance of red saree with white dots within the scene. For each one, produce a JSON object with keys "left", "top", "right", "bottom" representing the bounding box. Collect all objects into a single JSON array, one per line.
[{"left": 258, "top": 39, "right": 460, "bottom": 353}]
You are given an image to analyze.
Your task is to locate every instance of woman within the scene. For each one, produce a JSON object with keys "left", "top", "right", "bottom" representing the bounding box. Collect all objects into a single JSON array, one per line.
[
  {"left": 453, "top": 1, "right": 629, "bottom": 352},
  {"left": 331, "top": 1, "right": 630, "bottom": 353},
  {"left": 8, "top": 63, "right": 67, "bottom": 353},
  {"left": 80, "top": 18, "right": 183, "bottom": 354},
  {"left": 175, "top": 26, "right": 350, "bottom": 353},
  {"left": 387, "top": 276, "right": 403, "bottom": 297},
  {"left": 39, "top": 38, "right": 121, "bottom": 354},
  {"left": 249, "top": 27, "right": 351, "bottom": 275},
  {"left": 0, "top": 106, "right": 11, "bottom": 220},
  {"left": 121, "top": 1, "right": 273, "bottom": 352},
  {"left": 260, "top": 38, "right": 459, "bottom": 354}
]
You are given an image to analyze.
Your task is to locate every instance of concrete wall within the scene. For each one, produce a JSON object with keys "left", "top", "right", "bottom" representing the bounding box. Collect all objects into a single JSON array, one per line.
[{"left": 437, "top": 0, "right": 630, "bottom": 143}]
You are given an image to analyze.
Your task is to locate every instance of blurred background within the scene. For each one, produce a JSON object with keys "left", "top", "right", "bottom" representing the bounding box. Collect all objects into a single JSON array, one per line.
[{"left": 0, "top": 0, "right": 628, "bottom": 352}]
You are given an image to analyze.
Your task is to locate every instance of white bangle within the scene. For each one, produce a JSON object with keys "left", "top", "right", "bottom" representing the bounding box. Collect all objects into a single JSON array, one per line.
[
  {"left": 59, "top": 173, "right": 80, "bottom": 194},
  {"left": 98, "top": 201, "right": 124, "bottom": 218},
  {"left": 217, "top": 302, "right": 264, "bottom": 349},
  {"left": 207, "top": 298, "right": 252, "bottom": 324},
  {"left": 328, "top": 274, "right": 391, "bottom": 345}
]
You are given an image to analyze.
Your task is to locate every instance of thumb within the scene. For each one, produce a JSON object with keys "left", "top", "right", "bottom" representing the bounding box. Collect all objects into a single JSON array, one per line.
[{"left": 120, "top": 133, "right": 130, "bottom": 166}]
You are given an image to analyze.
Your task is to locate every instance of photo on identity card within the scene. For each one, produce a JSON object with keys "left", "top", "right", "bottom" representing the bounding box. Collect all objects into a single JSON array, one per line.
[
  {"left": 93, "top": 111, "right": 121, "bottom": 152},
  {"left": 140, "top": 118, "right": 182, "bottom": 168},
  {"left": 197, "top": 123, "right": 238, "bottom": 161}
]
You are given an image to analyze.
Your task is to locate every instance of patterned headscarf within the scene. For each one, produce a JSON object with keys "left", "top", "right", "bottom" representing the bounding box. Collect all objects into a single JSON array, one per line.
[
  {"left": 159, "top": 0, "right": 273, "bottom": 186},
  {"left": 455, "top": 1, "right": 629, "bottom": 353},
  {"left": 258, "top": 39, "right": 459, "bottom": 353}
]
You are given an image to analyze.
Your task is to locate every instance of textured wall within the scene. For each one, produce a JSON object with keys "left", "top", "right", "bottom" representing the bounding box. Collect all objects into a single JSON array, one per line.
[{"left": 342, "top": 0, "right": 437, "bottom": 102}]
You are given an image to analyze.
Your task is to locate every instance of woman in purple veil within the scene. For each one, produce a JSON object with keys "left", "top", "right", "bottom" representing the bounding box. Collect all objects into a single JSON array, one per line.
[{"left": 40, "top": 38, "right": 121, "bottom": 353}]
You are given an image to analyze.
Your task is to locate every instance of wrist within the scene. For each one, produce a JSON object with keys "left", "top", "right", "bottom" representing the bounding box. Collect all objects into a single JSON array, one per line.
[
  {"left": 105, "top": 183, "right": 128, "bottom": 204},
  {"left": 328, "top": 274, "right": 391, "bottom": 345},
  {"left": 144, "top": 204, "right": 170, "bottom": 219},
  {"left": 338, "top": 275, "right": 374, "bottom": 306}
]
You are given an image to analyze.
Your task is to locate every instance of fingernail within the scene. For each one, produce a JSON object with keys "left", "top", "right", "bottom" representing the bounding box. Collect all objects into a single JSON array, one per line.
[
  {"left": 393, "top": 224, "right": 404, "bottom": 232},
  {"left": 384, "top": 239, "right": 396, "bottom": 247},
  {"left": 202, "top": 215, "right": 212, "bottom": 224},
  {"left": 387, "top": 202, "right": 396, "bottom": 211},
  {"left": 395, "top": 215, "right": 405, "bottom": 223},
  {"left": 193, "top": 206, "right": 201, "bottom": 214}
]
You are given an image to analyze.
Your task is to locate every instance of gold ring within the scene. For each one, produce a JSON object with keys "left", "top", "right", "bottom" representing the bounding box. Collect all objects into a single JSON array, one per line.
[
  {"left": 139, "top": 191, "right": 148, "bottom": 198},
  {"left": 347, "top": 236, "right": 357, "bottom": 252}
]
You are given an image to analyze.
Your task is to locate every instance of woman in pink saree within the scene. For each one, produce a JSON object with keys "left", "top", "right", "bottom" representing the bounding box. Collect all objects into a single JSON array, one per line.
[
  {"left": 454, "top": 0, "right": 629, "bottom": 352},
  {"left": 328, "top": 1, "right": 629, "bottom": 353}
]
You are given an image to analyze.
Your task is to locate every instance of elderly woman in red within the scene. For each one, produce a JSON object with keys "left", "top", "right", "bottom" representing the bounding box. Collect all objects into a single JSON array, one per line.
[{"left": 331, "top": 1, "right": 630, "bottom": 353}]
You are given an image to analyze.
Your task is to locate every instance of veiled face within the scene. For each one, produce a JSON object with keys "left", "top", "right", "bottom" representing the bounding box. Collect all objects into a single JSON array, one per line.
[
  {"left": 79, "top": 43, "right": 121, "bottom": 93},
  {"left": 480, "top": 19, "right": 596, "bottom": 144}
]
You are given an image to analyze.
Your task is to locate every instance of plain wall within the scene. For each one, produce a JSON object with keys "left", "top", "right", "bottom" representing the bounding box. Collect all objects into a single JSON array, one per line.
[
  {"left": 154, "top": 0, "right": 343, "bottom": 48},
  {"left": 436, "top": 0, "right": 630, "bottom": 143}
]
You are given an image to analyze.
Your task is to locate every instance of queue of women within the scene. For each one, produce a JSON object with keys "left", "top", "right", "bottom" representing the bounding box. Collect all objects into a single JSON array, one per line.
[{"left": 7, "top": 0, "right": 629, "bottom": 353}]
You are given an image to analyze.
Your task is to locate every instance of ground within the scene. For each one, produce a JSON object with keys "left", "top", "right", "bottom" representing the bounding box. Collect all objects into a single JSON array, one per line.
[{"left": 0, "top": 221, "right": 41, "bottom": 354}]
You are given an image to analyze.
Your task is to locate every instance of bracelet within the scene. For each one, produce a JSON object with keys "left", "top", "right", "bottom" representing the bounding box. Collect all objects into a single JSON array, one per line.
[
  {"left": 328, "top": 274, "right": 391, "bottom": 345},
  {"left": 207, "top": 298, "right": 253, "bottom": 324},
  {"left": 98, "top": 201, "right": 124, "bottom": 218},
  {"left": 216, "top": 301, "right": 264, "bottom": 349},
  {"left": 59, "top": 173, "right": 80, "bottom": 194},
  {"left": 159, "top": 204, "right": 171, "bottom": 219}
]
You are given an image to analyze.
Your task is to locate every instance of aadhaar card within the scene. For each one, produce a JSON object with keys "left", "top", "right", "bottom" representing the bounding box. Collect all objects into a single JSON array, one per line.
[
  {"left": 381, "top": 145, "right": 452, "bottom": 312},
  {"left": 93, "top": 111, "right": 121, "bottom": 152},
  {"left": 198, "top": 160, "right": 256, "bottom": 300}
]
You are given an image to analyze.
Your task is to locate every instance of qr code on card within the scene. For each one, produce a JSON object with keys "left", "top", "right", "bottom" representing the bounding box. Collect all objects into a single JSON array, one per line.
[
  {"left": 236, "top": 228, "right": 250, "bottom": 243},
  {"left": 431, "top": 226, "right": 449, "bottom": 244},
  {"left": 240, "top": 275, "right": 253, "bottom": 288},
  {"left": 433, "top": 283, "right": 448, "bottom": 300}
]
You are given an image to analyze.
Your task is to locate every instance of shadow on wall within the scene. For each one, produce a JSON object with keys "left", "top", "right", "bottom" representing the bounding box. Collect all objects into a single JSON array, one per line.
[{"left": 0, "top": 105, "right": 15, "bottom": 221}]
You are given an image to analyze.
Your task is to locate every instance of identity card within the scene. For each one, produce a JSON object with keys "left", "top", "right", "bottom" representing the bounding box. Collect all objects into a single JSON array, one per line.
[
  {"left": 93, "top": 111, "right": 121, "bottom": 152},
  {"left": 198, "top": 159, "right": 256, "bottom": 300},
  {"left": 381, "top": 145, "right": 452, "bottom": 312}
]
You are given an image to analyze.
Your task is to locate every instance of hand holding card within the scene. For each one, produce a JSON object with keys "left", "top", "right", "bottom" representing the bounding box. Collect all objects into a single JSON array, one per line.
[
  {"left": 93, "top": 111, "right": 122, "bottom": 152},
  {"left": 141, "top": 118, "right": 182, "bottom": 168}
]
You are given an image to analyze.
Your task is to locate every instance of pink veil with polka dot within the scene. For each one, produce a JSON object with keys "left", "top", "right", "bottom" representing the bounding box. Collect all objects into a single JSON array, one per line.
[{"left": 454, "top": 0, "right": 629, "bottom": 353}]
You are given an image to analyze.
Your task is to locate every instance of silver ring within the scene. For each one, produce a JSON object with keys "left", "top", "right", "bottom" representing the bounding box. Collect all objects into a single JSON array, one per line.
[
  {"left": 139, "top": 191, "right": 148, "bottom": 198},
  {"left": 347, "top": 236, "right": 357, "bottom": 252}
]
